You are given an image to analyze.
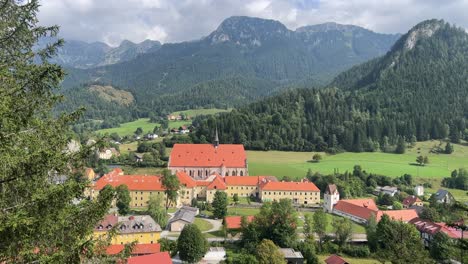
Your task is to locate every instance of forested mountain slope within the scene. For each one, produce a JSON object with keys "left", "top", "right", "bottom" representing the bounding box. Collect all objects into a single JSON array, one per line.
[
  {"left": 192, "top": 20, "right": 468, "bottom": 152},
  {"left": 59, "top": 16, "right": 398, "bottom": 117}
]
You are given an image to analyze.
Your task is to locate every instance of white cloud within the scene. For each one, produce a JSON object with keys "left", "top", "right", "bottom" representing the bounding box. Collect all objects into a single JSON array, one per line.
[{"left": 37, "top": 0, "right": 468, "bottom": 45}]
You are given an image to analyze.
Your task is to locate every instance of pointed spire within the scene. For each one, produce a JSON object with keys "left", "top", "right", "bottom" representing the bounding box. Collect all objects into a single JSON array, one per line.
[{"left": 214, "top": 127, "right": 219, "bottom": 148}]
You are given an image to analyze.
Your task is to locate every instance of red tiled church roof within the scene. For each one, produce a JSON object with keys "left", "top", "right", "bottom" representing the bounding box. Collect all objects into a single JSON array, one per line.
[
  {"left": 224, "top": 216, "right": 254, "bottom": 229},
  {"left": 333, "top": 199, "right": 378, "bottom": 221},
  {"left": 261, "top": 181, "right": 320, "bottom": 192},
  {"left": 176, "top": 171, "right": 197, "bottom": 188},
  {"left": 106, "top": 243, "right": 161, "bottom": 255},
  {"left": 169, "top": 144, "right": 246, "bottom": 168},
  {"left": 127, "top": 252, "right": 172, "bottom": 264}
]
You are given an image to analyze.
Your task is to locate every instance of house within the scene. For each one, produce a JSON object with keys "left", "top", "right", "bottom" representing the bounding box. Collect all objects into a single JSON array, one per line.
[
  {"left": 325, "top": 254, "right": 349, "bottom": 264},
  {"left": 179, "top": 126, "right": 190, "bottom": 134},
  {"left": 409, "top": 218, "right": 468, "bottom": 247},
  {"left": 127, "top": 251, "right": 172, "bottom": 264},
  {"left": 98, "top": 147, "right": 120, "bottom": 160},
  {"left": 168, "top": 207, "right": 197, "bottom": 231},
  {"left": 402, "top": 195, "right": 423, "bottom": 208},
  {"left": 433, "top": 189, "right": 455, "bottom": 204},
  {"left": 333, "top": 199, "right": 418, "bottom": 224},
  {"left": 105, "top": 243, "right": 160, "bottom": 256},
  {"left": 94, "top": 215, "right": 162, "bottom": 245},
  {"left": 168, "top": 133, "right": 248, "bottom": 179},
  {"left": 145, "top": 133, "right": 159, "bottom": 140},
  {"left": 279, "top": 248, "right": 304, "bottom": 264},
  {"left": 323, "top": 184, "right": 340, "bottom": 213},
  {"left": 134, "top": 153, "right": 144, "bottom": 163},
  {"left": 224, "top": 216, "right": 254, "bottom": 230},
  {"left": 260, "top": 179, "right": 321, "bottom": 206},
  {"left": 375, "top": 186, "right": 398, "bottom": 197},
  {"left": 414, "top": 185, "right": 424, "bottom": 196},
  {"left": 200, "top": 247, "right": 226, "bottom": 264}
]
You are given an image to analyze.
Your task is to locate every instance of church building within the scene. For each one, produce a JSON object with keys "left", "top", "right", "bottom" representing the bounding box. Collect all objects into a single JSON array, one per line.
[{"left": 168, "top": 130, "right": 248, "bottom": 179}]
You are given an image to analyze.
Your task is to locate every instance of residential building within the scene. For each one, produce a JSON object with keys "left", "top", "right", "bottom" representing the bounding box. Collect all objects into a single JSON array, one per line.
[
  {"left": 414, "top": 185, "right": 424, "bottom": 196},
  {"left": 433, "top": 189, "right": 455, "bottom": 204},
  {"left": 168, "top": 133, "right": 248, "bottom": 179},
  {"left": 98, "top": 147, "right": 120, "bottom": 160},
  {"left": 224, "top": 216, "right": 254, "bottom": 230},
  {"left": 333, "top": 198, "right": 418, "bottom": 224},
  {"left": 260, "top": 180, "right": 320, "bottom": 206},
  {"left": 323, "top": 184, "right": 340, "bottom": 213},
  {"left": 224, "top": 176, "right": 277, "bottom": 199},
  {"left": 145, "top": 133, "right": 159, "bottom": 140},
  {"left": 127, "top": 251, "right": 172, "bottom": 264},
  {"left": 201, "top": 247, "right": 226, "bottom": 264},
  {"left": 94, "top": 215, "right": 162, "bottom": 245},
  {"left": 325, "top": 254, "right": 349, "bottom": 264},
  {"left": 402, "top": 195, "right": 423, "bottom": 208},
  {"left": 375, "top": 186, "right": 398, "bottom": 196},
  {"left": 168, "top": 207, "right": 198, "bottom": 231},
  {"left": 105, "top": 243, "right": 160, "bottom": 256},
  {"left": 134, "top": 153, "right": 144, "bottom": 163},
  {"left": 280, "top": 248, "right": 304, "bottom": 264},
  {"left": 409, "top": 218, "right": 468, "bottom": 247}
]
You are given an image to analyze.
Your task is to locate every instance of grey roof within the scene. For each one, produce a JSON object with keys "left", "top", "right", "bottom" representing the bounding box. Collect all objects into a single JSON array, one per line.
[
  {"left": 169, "top": 208, "right": 196, "bottom": 224},
  {"left": 280, "top": 248, "right": 304, "bottom": 259},
  {"left": 180, "top": 206, "right": 198, "bottom": 213},
  {"left": 117, "top": 215, "right": 161, "bottom": 234},
  {"left": 434, "top": 189, "right": 449, "bottom": 200}
]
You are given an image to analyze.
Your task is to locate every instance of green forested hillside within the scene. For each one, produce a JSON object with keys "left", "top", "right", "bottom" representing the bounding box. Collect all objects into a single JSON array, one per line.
[
  {"left": 191, "top": 19, "right": 468, "bottom": 152},
  {"left": 59, "top": 16, "right": 398, "bottom": 118}
]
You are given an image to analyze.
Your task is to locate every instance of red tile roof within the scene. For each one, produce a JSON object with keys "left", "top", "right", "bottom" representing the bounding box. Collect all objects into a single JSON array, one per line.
[
  {"left": 326, "top": 184, "right": 338, "bottom": 195},
  {"left": 127, "top": 252, "right": 172, "bottom": 264},
  {"left": 261, "top": 181, "right": 320, "bottom": 192},
  {"left": 333, "top": 199, "right": 378, "bottom": 221},
  {"left": 224, "top": 216, "right": 254, "bottom": 229},
  {"left": 402, "top": 195, "right": 422, "bottom": 207},
  {"left": 176, "top": 171, "right": 197, "bottom": 188},
  {"left": 94, "top": 169, "right": 163, "bottom": 191},
  {"left": 325, "top": 254, "right": 348, "bottom": 264},
  {"left": 409, "top": 218, "right": 468, "bottom": 239},
  {"left": 106, "top": 243, "right": 161, "bottom": 255},
  {"left": 376, "top": 209, "right": 418, "bottom": 223},
  {"left": 95, "top": 214, "right": 118, "bottom": 231},
  {"left": 224, "top": 176, "right": 273, "bottom": 186},
  {"left": 169, "top": 144, "right": 247, "bottom": 168},
  {"left": 207, "top": 174, "right": 227, "bottom": 190}
]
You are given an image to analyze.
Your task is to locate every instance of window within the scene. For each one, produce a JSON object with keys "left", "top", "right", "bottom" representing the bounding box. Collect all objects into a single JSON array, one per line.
[
  {"left": 240, "top": 171, "right": 244, "bottom": 176},
  {"left": 141, "top": 197, "right": 143, "bottom": 200}
]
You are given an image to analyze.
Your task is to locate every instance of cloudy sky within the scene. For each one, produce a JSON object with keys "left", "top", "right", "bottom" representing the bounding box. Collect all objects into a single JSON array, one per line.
[{"left": 38, "top": 0, "right": 468, "bottom": 46}]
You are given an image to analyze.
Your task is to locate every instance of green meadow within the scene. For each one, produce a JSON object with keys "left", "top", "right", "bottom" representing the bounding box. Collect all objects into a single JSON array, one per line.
[
  {"left": 95, "top": 118, "right": 190, "bottom": 136},
  {"left": 247, "top": 141, "right": 468, "bottom": 179}
]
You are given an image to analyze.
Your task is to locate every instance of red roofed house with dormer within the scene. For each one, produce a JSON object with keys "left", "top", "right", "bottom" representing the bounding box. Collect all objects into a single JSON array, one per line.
[{"left": 168, "top": 130, "right": 248, "bottom": 179}]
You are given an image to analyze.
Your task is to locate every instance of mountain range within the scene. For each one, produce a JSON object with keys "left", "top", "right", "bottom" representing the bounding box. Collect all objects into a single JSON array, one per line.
[
  {"left": 192, "top": 19, "right": 468, "bottom": 152},
  {"left": 56, "top": 16, "right": 400, "bottom": 119}
]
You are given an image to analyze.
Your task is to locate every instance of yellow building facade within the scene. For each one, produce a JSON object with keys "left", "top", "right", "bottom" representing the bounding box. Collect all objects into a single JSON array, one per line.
[{"left": 260, "top": 181, "right": 321, "bottom": 206}]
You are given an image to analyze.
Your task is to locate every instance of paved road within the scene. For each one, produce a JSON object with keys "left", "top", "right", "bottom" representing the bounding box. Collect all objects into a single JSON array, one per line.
[{"left": 202, "top": 218, "right": 222, "bottom": 233}]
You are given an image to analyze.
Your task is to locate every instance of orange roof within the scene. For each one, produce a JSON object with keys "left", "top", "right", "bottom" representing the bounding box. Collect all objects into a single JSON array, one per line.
[
  {"left": 169, "top": 144, "right": 246, "bottom": 168},
  {"left": 261, "top": 181, "right": 320, "bottom": 192},
  {"left": 207, "top": 174, "right": 227, "bottom": 190},
  {"left": 402, "top": 195, "right": 422, "bottom": 207},
  {"left": 333, "top": 199, "right": 378, "bottom": 221},
  {"left": 106, "top": 243, "right": 161, "bottom": 255},
  {"left": 176, "top": 171, "right": 197, "bottom": 188},
  {"left": 224, "top": 176, "right": 272, "bottom": 186},
  {"left": 376, "top": 209, "right": 418, "bottom": 223},
  {"left": 94, "top": 169, "right": 163, "bottom": 191},
  {"left": 127, "top": 252, "right": 172, "bottom": 264},
  {"left": 224, "top": 216, "right": 254, "bottom": 229}
]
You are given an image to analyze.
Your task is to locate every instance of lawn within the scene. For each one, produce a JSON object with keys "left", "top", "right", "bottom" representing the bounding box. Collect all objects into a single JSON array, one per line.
[
  {"left": 247, "top": 141, "right": 468, "bottom": 179},
  {"left": 95, "top": 118, "right": 190, "bottom": 136},
  {"left": 170, "top": 108, "right": 231, "bottom": 117},
  {"left": 318, "top": 255, "right": 381, "bottom": 264},
  {"left": 194, "top": 218, "right": 213, "bottom": 232},
  {"left": 300, "top": 212, "right": 366, "bottom": 234},
  {"left": 227, "top": 207, "right": 260, "bottom": 216}
]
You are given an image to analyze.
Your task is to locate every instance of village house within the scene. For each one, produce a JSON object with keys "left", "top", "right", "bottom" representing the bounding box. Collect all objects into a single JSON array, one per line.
[
  {"left": 145, "top": 133, "right": 159, "bottom": 140},
  {"left": 97, "top": 147, "right": 120, "bottom": 160},
  {"left": 94, "top": 214, "right": 162, "bottom": 245},
  {"left": 168, "top": 132, "right": 248, "bottom": 178},
  {"left": 409, "top": 218, "right": 467, "bottom": 247},
  {"left": 433, "top": 189, "right": 455, "bottom": 204},
  {"left": 332, "top": 198, "right": 418, "bottom": 224},
  {"left": 414, "top": 185, "right": 424, "bottom": 196},
  {"left": 134, "top": 153, "right": 144, "bottom": 163},
  {"left": 375, "top": 186, "right": 398, "bottom": 197},
  {"left": 402, "top": 195, "right": 423, "bottom": 208},
  {"left": 279, "top": 248, "right": 304, "bottom": 264},
  {"left": 325, "top": 254, "right": 349, "bottom": 264},
  {"left": 168, "top": 206, "right": 198, "bottom": 231},
  {"left": 260, "top": 180, "right": 321, "bottom": 206},
  {"left": 323, "top": 184, "right": 340, "bottom": 213}
]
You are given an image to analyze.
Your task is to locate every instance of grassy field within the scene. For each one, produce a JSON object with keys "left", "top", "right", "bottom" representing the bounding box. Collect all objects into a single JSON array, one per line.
[
  {"left": 300, "top": 212, "right": 366, "bottom": 233},
  {"left": 248, "top": 141, "right": 468, "bottom": 179},
  {"left": 318, "top": 255, "right": 381, "bottom": 264},
  {"left": 194, "top": 218, "right": 213, "bottom": 232},
  {"left": 170, "top": 108, "right": 231, "bottom": 117},
  {"left": 96, "top": 118, "right": 190, "bottom": 136}
]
